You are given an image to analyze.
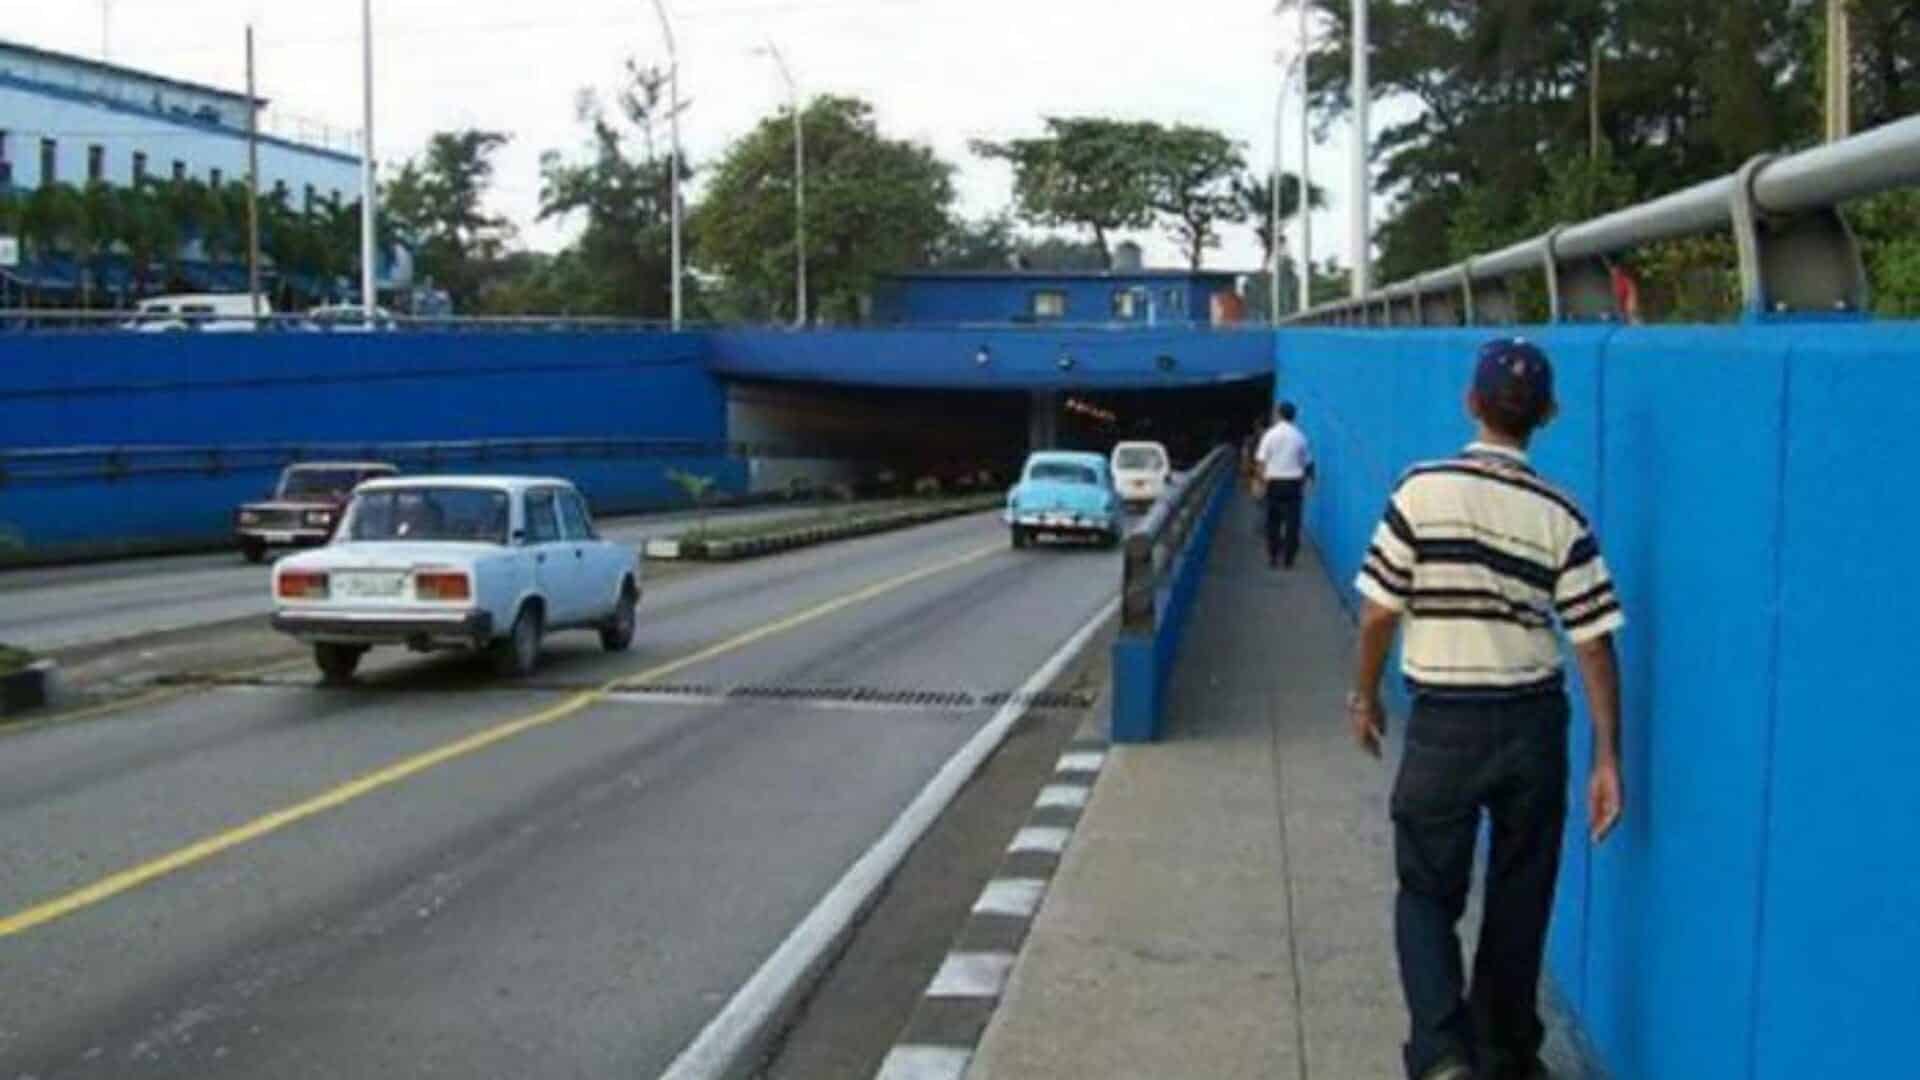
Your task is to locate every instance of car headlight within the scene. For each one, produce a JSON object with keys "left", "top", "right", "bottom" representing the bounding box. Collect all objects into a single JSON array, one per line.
[
  {"left": 238, "top": 510, "right": 260, "bottom": 525},
  {"left": 305, "top": 510, "right": 334, "bottom": 527}
]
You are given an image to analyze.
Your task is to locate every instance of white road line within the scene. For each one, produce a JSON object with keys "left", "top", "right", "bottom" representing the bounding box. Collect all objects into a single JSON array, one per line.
[
  {"left": 875, "top": 1045, "right": 973, "bottom": 1080},
  {"left": 1035, "top": 784, "right": 1090, "bottom": 809},
  {"left": 1056, "top": 750, "right": 1106, "bottom": 773},
  {"left": 971, "top": 878, "right": 1048, "bottom": 918},
  {"left": 1007, "top": 826, "right": 1071, "bottom": 855},
  {"left": 926, "top": 952, "right": 1016, "bottom": 999},
  {"left": 657, "top": 596, "right": 1117, "bottom": 1080}
]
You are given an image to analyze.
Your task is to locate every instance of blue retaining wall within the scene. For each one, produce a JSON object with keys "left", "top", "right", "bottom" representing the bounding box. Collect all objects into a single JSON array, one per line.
[
  {"left": 0, "top": 332, "right": 741, "bottom": 555},
  {"left": 1278, "top": 324, "right": 1920, "bottom": 1078}
]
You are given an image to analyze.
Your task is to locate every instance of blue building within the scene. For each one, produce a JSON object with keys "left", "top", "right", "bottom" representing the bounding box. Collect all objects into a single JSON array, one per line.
[{"left": 872, "top": 267, "right": 1245, "bottom": 327}]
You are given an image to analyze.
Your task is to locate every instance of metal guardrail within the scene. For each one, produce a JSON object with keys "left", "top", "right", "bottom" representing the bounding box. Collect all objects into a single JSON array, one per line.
[
  {"left": 1290, "top": 113, "right": 1920, "bottom": 325},
  {"left": 0, "top": 310, "right": 1277, "bottom": 335},
  {"left": 1120, "top": 444, "right": 1233, "bottom": 635},
  {"left": 0, "top": 437, "right": 1017, "bottom": 488}
]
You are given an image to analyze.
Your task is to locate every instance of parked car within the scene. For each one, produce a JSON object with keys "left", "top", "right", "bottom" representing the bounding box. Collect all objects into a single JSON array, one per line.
[
  {"left": 1005, "top": 451, "right": 1123, "bottom": 549},
  {"left": 127, "top": 293, "right": 273, "bottom": 332},
  {"left": 270, "top": 476, "right": 641, "bottom": 683},
  {"left": 1110, "top": 440, "right": 1173, "bottom": 509},
  {"left": 236, "top": 462, "right": 399, "bottom": 563}
]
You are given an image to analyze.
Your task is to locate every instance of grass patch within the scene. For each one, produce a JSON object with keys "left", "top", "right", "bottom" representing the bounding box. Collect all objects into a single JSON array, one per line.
[{"left": 0, "top": 644, "right": 37, "bottom": 676}]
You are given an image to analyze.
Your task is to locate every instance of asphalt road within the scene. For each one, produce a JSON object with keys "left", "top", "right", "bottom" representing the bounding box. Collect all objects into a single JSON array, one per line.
[
  {"left": 0, "top": 501, "right": 894, "bottom": 655},
  {"left": 0, "top": 512, "right": 1117, "bottom": 1078}
]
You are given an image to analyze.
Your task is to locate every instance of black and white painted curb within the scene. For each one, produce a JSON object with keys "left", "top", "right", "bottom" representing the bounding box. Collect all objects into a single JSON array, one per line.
[{"left": 873, "top": 736, "right": 1112, "bottom": 1080}]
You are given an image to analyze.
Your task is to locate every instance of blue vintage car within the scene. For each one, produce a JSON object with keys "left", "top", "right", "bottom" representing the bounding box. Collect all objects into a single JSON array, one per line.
[{"left": 1005, "top": 451, "right": 1123, "bottom": 549}]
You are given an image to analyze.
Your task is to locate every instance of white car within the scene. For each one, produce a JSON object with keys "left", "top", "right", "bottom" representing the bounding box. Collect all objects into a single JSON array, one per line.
[
  {"left": 128, "top": 293, "right": 273, "bottom": 332},
  {"left": 1110, "top": 441, "right": 1173, "bottom": 508},
  {"left": 270, "top": 476, "right": 641, "bottom": 683}
]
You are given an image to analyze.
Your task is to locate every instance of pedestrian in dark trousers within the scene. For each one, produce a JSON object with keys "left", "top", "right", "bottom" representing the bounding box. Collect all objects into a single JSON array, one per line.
[
  {"left": 1254, "top": 401, "right": 1313, "bottom": 568},
  {"left": 1346, "top": 339, "right": 1626, "bottom": 1080}
]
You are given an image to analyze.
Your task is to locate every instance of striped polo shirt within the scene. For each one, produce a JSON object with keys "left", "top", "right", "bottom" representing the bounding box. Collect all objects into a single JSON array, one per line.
[{"left": 1355, "top": 442, "right": 1624, "bottom": 701}]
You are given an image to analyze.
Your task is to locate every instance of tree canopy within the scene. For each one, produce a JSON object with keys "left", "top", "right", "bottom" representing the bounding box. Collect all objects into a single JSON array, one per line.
[
  {"left": 384, "top": 130, "right": 515, "bottom": 312},
  {"left": 694, "top": 95, "right": 954, "bottom": 323}
]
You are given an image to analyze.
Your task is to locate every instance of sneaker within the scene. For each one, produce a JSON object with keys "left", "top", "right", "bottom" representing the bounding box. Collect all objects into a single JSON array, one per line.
[{"left": 1420, "top": 1062, "right": 1474, "bottom": 1080}]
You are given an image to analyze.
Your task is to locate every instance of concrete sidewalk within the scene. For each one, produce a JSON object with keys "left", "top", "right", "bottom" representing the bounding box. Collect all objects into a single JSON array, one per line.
[{"left": 967, "top": 493, "right": 1591, "bottom": 1080}]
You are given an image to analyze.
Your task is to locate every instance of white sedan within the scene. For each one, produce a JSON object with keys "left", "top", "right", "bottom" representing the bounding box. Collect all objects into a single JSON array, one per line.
[
  {"left": 1110, "top": 441, "right": 1173, "bottom": 509},
  {"left": 271, "top": 476, "right": 641, "bottom": 683}
]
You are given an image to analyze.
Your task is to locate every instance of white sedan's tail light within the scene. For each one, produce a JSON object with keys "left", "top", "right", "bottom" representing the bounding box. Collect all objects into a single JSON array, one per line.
[
  {"left": 277, "top": 571, "right": 330, "bottom": 600},
  {"left": 415, "top": 571, "right": 472, "bottom": 601}
]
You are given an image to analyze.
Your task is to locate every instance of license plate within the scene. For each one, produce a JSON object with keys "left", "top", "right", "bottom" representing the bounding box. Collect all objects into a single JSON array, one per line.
[
  {"left": 335, "top": 571, "right": 407, "bottom": 598},
  {"left": 1044, "top": 513, "right": 1074, "bottom": 526},
  {"left": 258, "top": 531, "right": 294, "bottom": 543}
]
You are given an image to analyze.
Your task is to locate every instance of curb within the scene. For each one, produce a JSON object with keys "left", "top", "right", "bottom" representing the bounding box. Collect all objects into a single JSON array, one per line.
[
  {"left": 0, "top": 659, "right": 58, "bottom": 718},
  {"left": 874, "top": 735, "right": 1114, "bottom": 1080},
  {"left": 661, "top": 499, "right": 1000, "bottom": 563}
]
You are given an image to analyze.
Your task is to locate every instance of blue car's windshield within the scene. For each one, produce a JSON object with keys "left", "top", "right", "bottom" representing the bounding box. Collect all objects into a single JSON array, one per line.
[{"left": 1028, "top": 463, "right": 1099, "bottom": 485}]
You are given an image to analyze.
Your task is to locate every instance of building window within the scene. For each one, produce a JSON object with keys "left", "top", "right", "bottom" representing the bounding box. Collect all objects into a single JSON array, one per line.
[
  {"left": 209, "top": 167, "right": 223, "bottom": 188},
  {"left": 172, "top": 160, "right": 187, "bottom": 182},
  {"left": 88, "top": 145, "right": 104, "bottom": 183},
  {"left": 1164, "top": 288, "right": 1185, "bottom": 315},
  {"left": 273, "top": 179, "right": 288, "bottom": 203},
  {"left": 304, "top": 184, "right": 316, "bottom": 213},
  {"left": 40, "top": 139, "right": 56, "bottom": 186},
  {"left": 132, "top": 151, "right": 147, "bottom": 182},
  {"left": 1031, "top": 290, "right": 1067, "bottom": 320},
  {"left": 1112, "top": 290, "right": 1139, "bottom": 320}
]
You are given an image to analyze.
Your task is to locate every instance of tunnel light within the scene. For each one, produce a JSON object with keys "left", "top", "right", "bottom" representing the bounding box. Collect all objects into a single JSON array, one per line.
[
  {"left": 1057, "top": 351, "right": 1075, "bottom": 372},
  {"left": 975, "top": 346, "right": 991, "bottom": 367}
]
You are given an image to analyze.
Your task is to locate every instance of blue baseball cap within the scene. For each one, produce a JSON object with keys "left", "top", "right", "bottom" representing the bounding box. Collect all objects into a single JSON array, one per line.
[{"left": 1473, "top": 337, "right": 1554, "bottom": 413}]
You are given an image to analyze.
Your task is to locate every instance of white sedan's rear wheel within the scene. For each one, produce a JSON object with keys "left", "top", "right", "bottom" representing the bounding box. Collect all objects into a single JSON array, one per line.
[
  {"left": 315, "top": 643, "right": 365, "bottom": 684},
  {"left": 600, "top": 586, "right": 637, "bottom": 652},
  {"left": 491, "top": 604, "right": 543, "bottom": 678}
]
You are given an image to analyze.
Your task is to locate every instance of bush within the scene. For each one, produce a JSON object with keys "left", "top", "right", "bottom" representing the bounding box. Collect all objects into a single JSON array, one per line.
[{"left": 0, "top": 644, "right": 35, "bottom": 677}]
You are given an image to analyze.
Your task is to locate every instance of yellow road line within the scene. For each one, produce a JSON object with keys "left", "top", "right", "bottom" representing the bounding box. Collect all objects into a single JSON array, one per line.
[{"left": 0, "top": 544, "right": 998, "bottom": 939}]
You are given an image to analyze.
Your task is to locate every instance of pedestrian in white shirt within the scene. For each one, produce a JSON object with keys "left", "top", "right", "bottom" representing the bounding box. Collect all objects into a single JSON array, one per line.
[{"left": 1254, "top": 401, "right": 1314, "bottom": 568}]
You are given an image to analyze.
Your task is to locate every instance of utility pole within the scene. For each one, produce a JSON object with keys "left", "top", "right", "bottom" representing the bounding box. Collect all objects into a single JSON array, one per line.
[
  {"left": 246, "top": 26, "right": 262, "bottom": 320},
  {"left": 1825, "top": 0, "right": 1851, "bottom": 142},
  {"left": 360, "top": 0, "right": 378, "bottom": 322},
  {"left": 1298, "top": 0, "right": 1313, "bottom": 314},
  {"left": 1350, "top": 0, "right": 1369, "bottom": 299},
  {"left": 651, "top": 0, "right": 684, "bottom": 329},
  {"left": 759, "top": 41, "right": 805, "bottom": 327},
  {"left": 1271, "top": 65, "right": 1285, "bottom": 323},
  {"left": 1589, "top": 36, "right": 1602, "bottom": 160}
]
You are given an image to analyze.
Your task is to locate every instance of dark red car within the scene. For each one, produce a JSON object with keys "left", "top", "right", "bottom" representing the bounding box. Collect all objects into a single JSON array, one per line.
[{"left": 234, "top": 462, "right": 399, "bottom": 563}]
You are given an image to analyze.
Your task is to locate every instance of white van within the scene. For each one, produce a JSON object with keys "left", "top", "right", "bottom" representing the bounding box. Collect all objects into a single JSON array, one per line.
[
  {"left": 1110, "top": 441, "right": 1173, "bottom": 508},
  {"left": 128, "top": 294, "right": 273, "bottom": 333}
]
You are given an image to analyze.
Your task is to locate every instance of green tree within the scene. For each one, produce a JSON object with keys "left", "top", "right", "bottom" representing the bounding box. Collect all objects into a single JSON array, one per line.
[
  {"left": 1233, "top": 171, "right": 1326, "bottom": 270},
  {"left": 384, "top": 130, "right": 515, "bottom": 311},
  {"left": 536, "top": 60, "right": 679, "bottom": 317},
  {"left": 972, "top": 117, "right": 1159, "bottom": 268},
  {"left": 933, "top": 216, "right": 1108, "bottom": 271},
  {"left": 1142, "top": 125, "right": 1248, "bottom": 269},
  {"left": 76, "top": 182, "right": 124, "bottom": 307},
  {"left": 695, "top": 95, "right": 955, "bottom": 323}
]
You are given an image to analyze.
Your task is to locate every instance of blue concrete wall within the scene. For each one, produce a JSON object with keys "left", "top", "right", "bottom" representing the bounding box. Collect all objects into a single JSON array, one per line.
[
  {"left": 0, "top": 332, "right": 740, "bottom": 556},
  {"left": 1278, "top": 324, "right": 1920, "bottom": 1078},
  {"left": 707, "top": 326, "right": 1273, "bottom": 389},
  {"left": 872, "top": 272, "right": 1233, "bottom": 326}
]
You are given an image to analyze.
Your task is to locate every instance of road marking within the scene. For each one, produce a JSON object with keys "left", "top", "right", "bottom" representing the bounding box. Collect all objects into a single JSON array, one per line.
[
  {"left": 0, "top": 544, "right": 999, "bottom": 939},
  {"left": 972, "top": 878, "right": 1048, "bottom": 918},
  {"left": 1056, "top": 750, "right": 1107, "bottom": 773},
  {"left": 925, "top": 952, "right": 1016, "bottom": 998},
  {"left": 1008, "top": 826, "right": 1071, "bottom": 855},
  {"left": 875, "top": 1045, "right": 973, "bottom": 1080},
  {"left": 1035, "top": 784, "right": 1090, "bottom": 809},
  {"left": 659, "top": 596, "right": 1118, "bottom": 1080}
]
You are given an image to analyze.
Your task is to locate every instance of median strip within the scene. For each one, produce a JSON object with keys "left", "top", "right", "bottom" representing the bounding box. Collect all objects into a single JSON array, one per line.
[{"left": 647, "top": 495, "right": 1002, "bottom": 561}]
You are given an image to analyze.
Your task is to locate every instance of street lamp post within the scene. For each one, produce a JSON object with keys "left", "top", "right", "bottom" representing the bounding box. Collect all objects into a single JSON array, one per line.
[
  {"left": 1270, "top": 49, "right": 1303, "bottom": 323},
  {"left": 1350, "top": 0, "right": 1369, "bottom": 299},
  {"left": 758, "top": 41, "right": 806, "bottom": 327},
  {"left": 1297, "top": 0, "right": 1313, "bottom": 313},
  {"left": 361, "top": 0, "right": 378, "bottom": 322},
  {"left": 650, "top": 0, "right": 684, "bottom": 329}
]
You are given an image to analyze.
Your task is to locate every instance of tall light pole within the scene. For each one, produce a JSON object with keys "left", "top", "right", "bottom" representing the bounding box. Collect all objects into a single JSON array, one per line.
[
  {"left": 1298, "top": 0, "right": 1314, "bottom": 314},
  {"left": 757, "top": 41, "right": 806, "bottom": 327},
  {"left": 1271, "top": 49, "right": 1302, "bottom": 322},
  {"left": 1350, "top": 0, "right": 1369, "bottom": 298},
  {"left": 360, "top": 0, "right": 378, "bottom": 321},
  {"left": 651, "top": 0, "right": 684, "bottom": 329},
  {"left": 1825, "top": 0, "right": 1851, "bottom": 142}
]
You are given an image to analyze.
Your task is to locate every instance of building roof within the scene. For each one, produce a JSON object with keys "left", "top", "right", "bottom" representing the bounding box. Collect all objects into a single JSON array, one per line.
[
  {"left": 0, "top": 37, "right": 267, "bottom": 107},
  {"left": 885, "top": 269, "right": 1242, "bottom": 282}
]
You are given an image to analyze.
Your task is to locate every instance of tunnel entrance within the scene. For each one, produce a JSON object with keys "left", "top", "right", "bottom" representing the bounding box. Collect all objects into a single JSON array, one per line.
[
  {"left": 724, "top": 374, "right": 1273, "bottom": 498},
  {"left": 1043, "top": 376, "right": 1274, "bottom": 469}
]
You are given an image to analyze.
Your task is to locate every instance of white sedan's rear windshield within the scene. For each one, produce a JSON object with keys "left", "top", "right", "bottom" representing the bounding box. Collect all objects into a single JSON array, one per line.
[
  {"left": 348, "top": 488, "right": 510, "bottom": 543},
  {"left": 1114, "top": 447, "right": 1165, "bottom": 470},
  {"left": 1029, "top": 463, "right": 1099, "bottom": 485}
]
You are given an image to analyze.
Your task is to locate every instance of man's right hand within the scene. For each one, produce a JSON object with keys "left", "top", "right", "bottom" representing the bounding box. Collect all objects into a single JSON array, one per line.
[{"left": 1588, "top": 759, "right": 1623, "bottom": 843}]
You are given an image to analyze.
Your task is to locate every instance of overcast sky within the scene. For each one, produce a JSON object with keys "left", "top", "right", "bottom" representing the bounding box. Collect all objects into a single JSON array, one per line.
[{"left": 14, "top": 0, "right": 1377, "bottom": 273}]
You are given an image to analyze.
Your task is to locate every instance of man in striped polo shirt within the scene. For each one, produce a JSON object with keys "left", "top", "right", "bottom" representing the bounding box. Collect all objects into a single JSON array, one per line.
[{"left": 1347, "top": 338, "right": 1625, "bottom": 1080}]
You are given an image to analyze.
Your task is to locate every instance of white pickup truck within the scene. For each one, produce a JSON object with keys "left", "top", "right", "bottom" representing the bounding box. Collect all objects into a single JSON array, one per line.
[{"left": 270, "top": 476, "right": 641, "bottom": 683}]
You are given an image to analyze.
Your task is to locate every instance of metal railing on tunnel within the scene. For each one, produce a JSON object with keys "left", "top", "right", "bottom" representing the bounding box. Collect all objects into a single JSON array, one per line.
[
  {"left": 1287, "top": 112, "right": 1920, "bottom": 325},
  {"left": 0, "top": 309, "right": 1279, "bottom": 335},
  {"left": 1112, "top": 444, "right": 1235, "bottom": 742}
]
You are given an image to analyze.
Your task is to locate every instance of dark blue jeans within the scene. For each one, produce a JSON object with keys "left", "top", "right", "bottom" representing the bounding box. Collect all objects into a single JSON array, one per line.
[
  {"left": 1393, "top": 693, "right": 1569, "bottom": 1079},
  {"left": 1263, "top": 479, "right": 1303, "bottom": 566}
]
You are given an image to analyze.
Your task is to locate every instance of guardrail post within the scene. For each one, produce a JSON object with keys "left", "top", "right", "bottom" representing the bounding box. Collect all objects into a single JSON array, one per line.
[
  {"left": 1543, "top": 224, "right": 1621, "bottom": 323},
  {"left": 1732, "top": 153, "right": 1869, "bottom": 319}
]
